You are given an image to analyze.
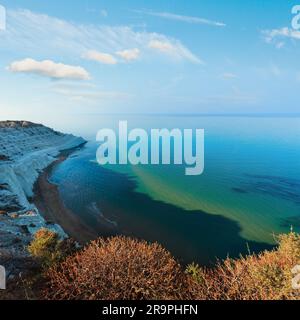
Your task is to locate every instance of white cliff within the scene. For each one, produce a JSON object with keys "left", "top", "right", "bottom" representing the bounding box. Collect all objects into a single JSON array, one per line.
[{"left": 0, "top": 121, "right": 85, "bottom": 277}]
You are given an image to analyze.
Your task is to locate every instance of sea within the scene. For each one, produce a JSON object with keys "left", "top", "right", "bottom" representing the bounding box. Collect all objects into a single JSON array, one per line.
[{"left": 48, "top": 115, "right": 300, "bottom": 265}]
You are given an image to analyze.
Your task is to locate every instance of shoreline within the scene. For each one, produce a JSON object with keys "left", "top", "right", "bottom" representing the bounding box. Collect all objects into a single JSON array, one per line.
[
  {"left": 33, "top": 149, "right": 97, "bottom": 245},
  {"left": 0, "top": 121, "right": 90, "bottom": 280}
]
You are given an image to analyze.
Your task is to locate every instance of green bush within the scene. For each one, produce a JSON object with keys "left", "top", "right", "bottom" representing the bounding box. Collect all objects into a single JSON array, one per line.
[{"left": 28, "top": 228, "right": 76, "bottom": 268}]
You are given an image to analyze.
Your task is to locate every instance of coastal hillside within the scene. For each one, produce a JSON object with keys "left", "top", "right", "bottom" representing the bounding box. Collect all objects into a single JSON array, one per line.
[{"left": 0, "top": 121, "right": 85, "bottom": 277}]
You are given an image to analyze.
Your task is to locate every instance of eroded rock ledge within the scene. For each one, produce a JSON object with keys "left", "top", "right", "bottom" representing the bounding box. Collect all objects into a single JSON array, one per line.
[{"left": 0, "top": 121, "right": 85, "bottom": 278}]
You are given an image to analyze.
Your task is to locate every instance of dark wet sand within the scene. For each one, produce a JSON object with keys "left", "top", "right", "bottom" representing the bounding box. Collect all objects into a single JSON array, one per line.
[{"left": 33, "top": 155, "right": 97, "bottom": 244}]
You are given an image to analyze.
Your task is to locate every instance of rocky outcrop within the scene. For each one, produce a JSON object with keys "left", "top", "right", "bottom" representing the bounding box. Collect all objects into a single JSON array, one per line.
[{"left": 0, "top": 121, "right": 86, "bottom": 277}]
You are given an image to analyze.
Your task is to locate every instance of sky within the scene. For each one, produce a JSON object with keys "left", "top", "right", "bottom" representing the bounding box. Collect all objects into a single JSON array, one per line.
[{"left": 0, "top": 0, "right": 300, "bottom": 125}]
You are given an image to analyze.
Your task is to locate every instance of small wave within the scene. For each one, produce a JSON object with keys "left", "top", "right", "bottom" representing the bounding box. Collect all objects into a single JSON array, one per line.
[{"left": 87, "top": 202, "right": 118, "bottom": 227}]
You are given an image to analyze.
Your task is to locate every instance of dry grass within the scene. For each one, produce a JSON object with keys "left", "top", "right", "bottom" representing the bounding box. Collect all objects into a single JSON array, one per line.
[
  {"left": 18, "top": 230, "right": 300, "bottom": 300},
  {"left": 187, "top": 232, "right": 300, "bottom": 300},
  {"left": 43, "top": 236, "right": 195, "bottom": 300}
]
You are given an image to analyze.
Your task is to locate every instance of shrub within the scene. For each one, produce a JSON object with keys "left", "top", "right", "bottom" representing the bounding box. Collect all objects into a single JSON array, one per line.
[
  {"left": 44, "top": 236, "right": 195, "bottom": 300},
  {"left": 187, "top": 232, "right": 300, "bottom": 300},
  {"left": 28, "top": 228, "right": 76, "bottom": 268}
]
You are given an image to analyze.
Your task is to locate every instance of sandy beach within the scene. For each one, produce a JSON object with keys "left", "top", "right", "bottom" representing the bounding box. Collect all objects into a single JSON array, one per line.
[{"left": 33, "top": 155, "right": 97, "bottom": 244}]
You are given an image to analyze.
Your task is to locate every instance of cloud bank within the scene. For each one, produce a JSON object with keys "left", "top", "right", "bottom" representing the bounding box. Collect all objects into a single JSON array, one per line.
[{"left": 1, "top": 9, "right": 202, "bottom": 64}]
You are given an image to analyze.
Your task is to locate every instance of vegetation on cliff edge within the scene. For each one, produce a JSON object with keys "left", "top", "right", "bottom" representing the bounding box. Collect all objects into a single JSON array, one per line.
[{"left": 2, "top": 229, "right": 300, "bottom": 300}]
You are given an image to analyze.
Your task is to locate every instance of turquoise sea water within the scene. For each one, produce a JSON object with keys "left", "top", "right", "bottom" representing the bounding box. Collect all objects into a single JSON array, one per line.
[{"left": 49, "top": 115, "right": 300, "bottom": 265}]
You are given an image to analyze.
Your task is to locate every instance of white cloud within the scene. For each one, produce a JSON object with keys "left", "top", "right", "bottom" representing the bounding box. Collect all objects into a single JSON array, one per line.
[
  {"left": 83, "top": 50, "right": 117, "bottom": 64},
  {"left": 0, "top": 9, "right": 201, "bottom": 65},
  {"left": 134, "top": 10, "right": 226, "bottom": 27},
  {"left": 148, "top": 40, "right": 203, "bottom": 64},
  {"left": 83, "top": 48, "right": 140, "bottom": 64},
  {"left": 8, "top": 58, "right": 90, "bottom": 80},
  {"left": 262, "top": 27, "right": 300, "bottom": 47},
  {"left": 116, "top": 48, "right": 140, "bottom": 61}
]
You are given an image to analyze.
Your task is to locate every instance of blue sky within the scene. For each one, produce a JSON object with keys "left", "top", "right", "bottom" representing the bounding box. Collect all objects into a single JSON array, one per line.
[{"left": 0, "top": 0, "right": 300, "bottom": 123}]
